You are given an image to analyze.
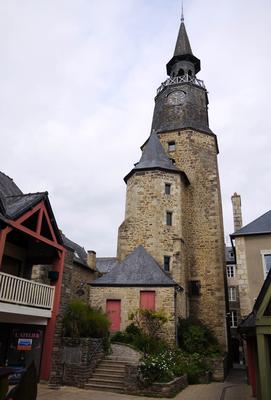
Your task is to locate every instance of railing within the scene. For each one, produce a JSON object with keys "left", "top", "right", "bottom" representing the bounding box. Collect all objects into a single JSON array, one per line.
[
  {"left": 157, "top": 74, "right": 205, "bottom": 94},
  {"left": 0, "top": 271, "right": 55, "bottom": 310}
]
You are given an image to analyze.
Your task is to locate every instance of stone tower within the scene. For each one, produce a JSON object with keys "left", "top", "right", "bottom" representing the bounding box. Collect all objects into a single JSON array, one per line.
[{"left": 117, "top": 15, "right": 227, "bottom": 350}]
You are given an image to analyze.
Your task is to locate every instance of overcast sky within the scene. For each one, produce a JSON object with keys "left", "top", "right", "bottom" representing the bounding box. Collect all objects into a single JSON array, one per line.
[{"left": 1, "top": 0, "right": 271, "bottom": 255}]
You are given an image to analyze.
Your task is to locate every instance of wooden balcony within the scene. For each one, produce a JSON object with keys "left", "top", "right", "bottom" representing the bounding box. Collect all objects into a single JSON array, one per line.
[{"left": 0, "top": 271, "right": 55, "bottom": 317}]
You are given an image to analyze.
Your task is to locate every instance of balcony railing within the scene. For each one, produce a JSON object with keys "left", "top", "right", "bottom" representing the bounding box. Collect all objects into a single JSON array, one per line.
[
  {"left": 157, "top": 74, "right": 205, "bottom": 94},
  {"left": 0, "top": 271, "right": 55, "bottom": 310}
]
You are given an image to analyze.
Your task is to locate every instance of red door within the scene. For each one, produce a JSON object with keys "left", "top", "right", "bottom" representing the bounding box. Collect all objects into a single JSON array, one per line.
[
  {"left": 140, "top": 291, "right": 156, "bottom": 310},
  {"left": 106, "top": 300, "right": 121, "bottom": 332}
]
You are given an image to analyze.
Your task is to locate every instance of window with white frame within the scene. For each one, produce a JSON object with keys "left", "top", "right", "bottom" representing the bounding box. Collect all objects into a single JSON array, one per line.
[
  {"left": 261, "top": 251, "right": 271, "bottom": 278},
  {"left": 227, "top": 264, "right": 236, "bottom": 278},
  {"left": 229, "top": 310, "right": 238, "bottom": 328},
  {"left": 228, "top": 287, "right": 237, "bottom": 302}
]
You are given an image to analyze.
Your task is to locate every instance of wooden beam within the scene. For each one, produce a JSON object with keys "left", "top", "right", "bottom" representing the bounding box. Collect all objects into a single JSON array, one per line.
[
  {"left": 42, "top": 204, "right": 57, "bottom": 243},
  {"left": 15, "top": 202, "right": 43, "bottom": 225},
  {"left": 40, "top": 249, "right": 65, "bottom": 380},
  {"left": 8, "top": 220, "right": 63, "bottom": 251},
  {"left": 0, "top": 229, "right": 7, "bottom": 267},
  {"left": 36, "top": 208, "right": 43, "bottom": 235},
  {"left": 0, "top": 227, "right": 12, "bottom": 267}
]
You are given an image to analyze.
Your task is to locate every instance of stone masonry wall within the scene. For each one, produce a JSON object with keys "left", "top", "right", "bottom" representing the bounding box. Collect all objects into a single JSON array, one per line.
[
  {"left": 234, "top": 236, "right": 252, "bottom": 317},
  {"left": 117, "top": 170, "right": 187, "bottom": 295},
  {"left": 70, "top": 263, "right": 96, "bottom": 303},
  {"left": 49, "top": 250, "right": 96, "bottom": 385},
  {"left": 158, "top": 129, "right": 227, "bottom": 350},
  {"left": 89, "top": 286, "right": 176, "bottom": 344}
]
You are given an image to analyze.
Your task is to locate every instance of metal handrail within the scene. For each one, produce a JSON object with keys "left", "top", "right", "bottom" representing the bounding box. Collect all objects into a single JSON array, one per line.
[{"left": 157, "top": 74, "right": 205, "bottom": 94}]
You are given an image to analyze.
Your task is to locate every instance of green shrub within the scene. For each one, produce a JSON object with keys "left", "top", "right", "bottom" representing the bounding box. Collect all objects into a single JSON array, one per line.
[
  {"left": 63, "top": 300, "right": 110, "bottom": 338},
  {"left": 125, "top": 323, "right": 141, "bottom": 336},
  {"left": 177, "top": 318, "right": 220, "bottom": 356},
  {"left": 139, "top": 348, "right": 211, "bottom": 385},
  {"left": 111, "top": 331, "right": 131, "bottom": 343},
  {"left": 139, "top": 350, "right": 178, "bottom": 384},
  {"left": 129, "top": 309, "right": 168, "bottom": 339}
]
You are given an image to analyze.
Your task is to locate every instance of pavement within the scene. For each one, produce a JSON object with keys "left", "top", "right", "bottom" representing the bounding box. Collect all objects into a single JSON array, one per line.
[{"left": 37, "top": 369, "right": 255, "bottom": 400}]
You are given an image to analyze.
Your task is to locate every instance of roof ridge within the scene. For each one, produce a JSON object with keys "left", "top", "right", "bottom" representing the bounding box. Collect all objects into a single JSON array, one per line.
[{"left": 5, "top": 191, "right": 48, "bottom": 198}]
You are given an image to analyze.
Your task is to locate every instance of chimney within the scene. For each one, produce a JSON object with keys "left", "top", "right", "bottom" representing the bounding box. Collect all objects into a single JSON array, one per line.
[
  {"left": 231, "top": 192, "right": 243, "bottom": 232},
  {"left": 87, "top": 250, "right": 96, "bottom": 270}
]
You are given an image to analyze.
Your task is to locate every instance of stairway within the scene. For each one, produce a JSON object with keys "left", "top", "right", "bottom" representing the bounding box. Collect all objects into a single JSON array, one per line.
[{"left": 85, "top": 344, "right": 141, "bottom": 393}]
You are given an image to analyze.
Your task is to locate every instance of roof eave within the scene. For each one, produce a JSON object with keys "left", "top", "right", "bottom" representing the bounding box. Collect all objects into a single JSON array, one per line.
[
  {"left": 166, "top": 54, "right": 201, "bottom": 75},
  {"left": 231, "top": 231, "right": 271, "bottom": 238},
  {"left": 124, "top": 167, "right": 190, "bottom": 185},
  {"left": 89, "top": 282, "right": 178, "bottom": 287}
]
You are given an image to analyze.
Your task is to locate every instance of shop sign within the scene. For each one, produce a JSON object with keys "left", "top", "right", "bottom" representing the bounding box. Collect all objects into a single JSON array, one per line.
[{"left": 17, "top": 338, "right": 32, "bottom": 351}]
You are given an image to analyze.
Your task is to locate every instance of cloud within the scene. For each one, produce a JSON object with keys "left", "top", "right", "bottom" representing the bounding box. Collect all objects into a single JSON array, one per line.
[{"left": 0, "top": 0, "right": 271, "bottom": 255}]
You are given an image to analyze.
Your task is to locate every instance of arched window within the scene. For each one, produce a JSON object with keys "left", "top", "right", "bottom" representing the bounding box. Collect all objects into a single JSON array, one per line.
[
  {"left": 178, "top": 68, "right": 184, "bottom": 77},
  {"left": 188, "top": 70, "right": 192, "bottom": 77}
]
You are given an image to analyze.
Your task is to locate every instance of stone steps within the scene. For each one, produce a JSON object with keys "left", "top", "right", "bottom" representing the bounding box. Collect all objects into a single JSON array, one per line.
[
  {"left": 85, "top": 344, "right": 141, "bottom": 393},
  {"left": 86, "top": 356, "right": 126, "bottom": 392}
]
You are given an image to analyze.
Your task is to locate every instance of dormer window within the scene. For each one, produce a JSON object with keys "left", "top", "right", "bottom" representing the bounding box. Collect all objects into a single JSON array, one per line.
[{"left": 168, "top": 141, "right": 176, "bottom": 152}]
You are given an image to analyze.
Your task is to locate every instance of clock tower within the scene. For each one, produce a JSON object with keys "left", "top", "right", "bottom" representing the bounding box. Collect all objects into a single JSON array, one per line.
[
  {"left": 117, "top": 14, "right": 228, "bottom": 351},
  {"left": 152, "top": 15, "right": 210, "bottom": 135}
]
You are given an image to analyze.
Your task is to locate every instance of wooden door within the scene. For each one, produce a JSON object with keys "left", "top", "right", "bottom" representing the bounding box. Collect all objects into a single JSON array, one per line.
[
  {"left": 140, "top": 291, "right": 156, "bottom": 310},
  {"left": 106, "top": 300, "right": 121, "bottom": 332}
]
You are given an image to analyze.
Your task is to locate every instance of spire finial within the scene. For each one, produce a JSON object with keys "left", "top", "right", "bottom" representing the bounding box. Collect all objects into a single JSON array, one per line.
[{"left": 181, "top": 2, "right": 184, "bottom": 23}]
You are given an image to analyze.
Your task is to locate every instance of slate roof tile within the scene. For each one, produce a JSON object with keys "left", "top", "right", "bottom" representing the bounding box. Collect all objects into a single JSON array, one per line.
[
  {"left": 232, "top": 210, "right": 271, "bottom": 237},
  {"left": 96, "top": 257, "right": 118, "bottom": 274},
  {"left": 0, "top": 172, "right": 22, "bottom": 196},
  {"left": 90, "top": 245, "right": 178, "bottom": 287}
]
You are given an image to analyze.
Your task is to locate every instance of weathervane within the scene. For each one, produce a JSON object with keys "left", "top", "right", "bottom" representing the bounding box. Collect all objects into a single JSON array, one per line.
[{"left": 181, "top": 1, "right": 184, "bottom": 23}]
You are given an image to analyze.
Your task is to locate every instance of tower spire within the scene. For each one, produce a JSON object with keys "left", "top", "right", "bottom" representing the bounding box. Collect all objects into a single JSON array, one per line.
[{"left": 166, "top": 8, "right": 201, "bottom": 76}]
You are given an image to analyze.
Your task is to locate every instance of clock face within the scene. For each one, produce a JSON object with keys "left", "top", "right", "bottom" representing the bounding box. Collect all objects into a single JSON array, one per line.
[{"left": 167, "top": 90, "right": 186, "bottom": 106}]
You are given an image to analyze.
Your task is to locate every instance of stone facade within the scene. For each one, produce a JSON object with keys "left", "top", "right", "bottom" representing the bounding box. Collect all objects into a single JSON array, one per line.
[
  {"left": 117, "top": 129, "right": 227, "bottom": 350},
  {"left": 49, "top": 250, "right": 96, "bottom": 385},
  {"left": 89, "top": 286, "right": 176, "bottom": 343},
  {"left": 117, "top": 170, "right": 187, "bottom": 300},
  {"left": 62, "top": 338, "right": 104, "bottom": 388},
  {"left": 160, "top": 130, "right": 227, "bottom": 349}
]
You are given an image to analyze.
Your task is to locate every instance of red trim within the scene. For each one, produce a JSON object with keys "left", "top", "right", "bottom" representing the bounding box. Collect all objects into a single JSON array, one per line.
[
  {"left": 0, "top": 229, "right": 7, "bottom": 266},
  {"left": 42, "top": 205, "right": 57, "bottom": 243},
  {"left": 15, "top": 202, "right": 44, "bottom": 225},
  {"left": 36, "top": 208, "right": 43, "bottom": 235},
  {"left": 247, "top": 337, "right": 257, "bottom": 396},
  {"left": 8, "top": 220, "right": 63, "bottom": 251},
  {"left": 40, "top": 249, "right": 65, "bottom": 380},
  {"left": 0, "top": 227, "right": 12, "bottom": 267}
]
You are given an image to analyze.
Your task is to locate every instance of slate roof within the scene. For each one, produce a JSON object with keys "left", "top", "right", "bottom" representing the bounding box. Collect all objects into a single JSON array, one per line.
[
  {"left": 4, "top": 193, "right": 47, "bottom": 219},
  {"left": 124, "top": 131, "right": 188, "bottom": 183},
  {"left": 174, "top": 21, "right": 193, "bottom": 57},
  {"left": 0, "top": 171, "right": 62, "bottom": 243},
  {"left": 96, "top": 257, "right": 118, "bottom": 274},
  {"left": 166, "top": 21, "right": 201, "bottom": 76},
  {"left": 0, "top": 172, "right": 22, "bottom": 196},
  {"left": 61, "top": 233, "right": 90, "bottom": 268},
  {"left": 90, "top": 245, "right": 178, "bottom": 287},
  {"left": 231, "top": 210, "right": 271, "bottom": 237}
]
